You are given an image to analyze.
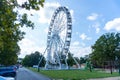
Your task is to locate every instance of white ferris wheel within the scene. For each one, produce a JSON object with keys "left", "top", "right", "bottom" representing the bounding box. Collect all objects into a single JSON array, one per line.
[
  {"left": 38, "top": 6, "right": 80, "bottom": 70},
  {"left": 45, "top": 6, "right": 72, "bottom": 69}
]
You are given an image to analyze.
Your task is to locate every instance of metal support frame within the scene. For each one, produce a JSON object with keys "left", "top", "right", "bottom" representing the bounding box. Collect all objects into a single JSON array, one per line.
[{"left": 38, "top": 7, "right": 80, "bottom": 70}]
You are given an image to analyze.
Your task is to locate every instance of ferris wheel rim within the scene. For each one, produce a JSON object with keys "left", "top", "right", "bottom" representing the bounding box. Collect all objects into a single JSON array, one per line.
[{"left": 47, "top": 6, "right": 72, "bottom": 63}]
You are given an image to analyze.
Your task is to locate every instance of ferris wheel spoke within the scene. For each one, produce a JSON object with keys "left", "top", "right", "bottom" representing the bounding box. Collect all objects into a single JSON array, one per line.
[
  {"left": 51, "top": 15, "right": 59, "bottom": 33},
  {"left": 56, "top": 12, "right": 66, "bottom": 31},
  {"left": 56, "top": 12, "right": 61, "bottom": 24},
  {"left": 57, "top": 13, "right": 67, "bottom": 32},
  {"left": 54, "top": 14, "right": 60, "bottom": 31},
  {"left": 51, "top": 37, "right": 62, "bottom": 52},
  {"left": 56, "top": 39, "right": 63, "bottom": 53},
  {"left": 58, "top": 20, "right": 67, "bottom": 33},
  {"left": 52, "top": 12, "right": 63, "bottom": 32},
  {"left": 59, "top": 37, "right": 65, "bottom": 46}
]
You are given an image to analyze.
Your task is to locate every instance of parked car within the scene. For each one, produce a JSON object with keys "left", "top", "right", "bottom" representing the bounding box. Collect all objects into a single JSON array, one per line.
[
  {"left": 0, "top": 76, "right": 14, "bottom": 80},
  {"left": 0, "top": 65, "right": 17, "bottom": 78}
]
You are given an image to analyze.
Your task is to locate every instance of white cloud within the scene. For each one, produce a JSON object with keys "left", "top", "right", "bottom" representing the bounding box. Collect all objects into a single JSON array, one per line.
[
  {"left": 72, "top": 41, "right": 80, "bottom": 46},
  {"left": 18, "top": 38, "right": 45, "bottom": 58},
  {"left": 92, "top": 23, "right": 100, "bottom": 33},
  {"left": 70, "top": 10, "right": 74, "bottom": 17},
  {"left": 16, "top": 2, "right": 61, "bottom": 24},
  {"left": 80, "top": 33, "right": 92, "bottom": 40},
  {"left": 104, "top": 18, "right": 120, "bottom": 31},
  {"left": 70, "top": 10, "right": 75, "bottom": 23},
  {"left": 71, "top": 41, "right": 86, "bottom": 47},
  {"left": 80, "top": 33, "right": 87, "bottom": 40},
  {"left": 44, "top": 27, "right": 48, "bottom": 34},
  {"left": 38, "top": 2, "right": 61, "bottom": 24},
  {"left": 87, "top": 37, "right": 92, "bottom": 40},
  {"left": 87, "top": 13, "right": 98, "bottom": 21},
  {"left": 17, "top": 1, "right": 74, "bottom": 25},
  {"left": 81, "top": 42, "right": 86, "bottom": 46},
  {"left": 70, "top": 41, "right": 91, "bottom": 57},
  {"left": 96, "top": 27, "right": 100, "bottom": 33},
  {"left": 38, "top": 2, "right": 74, "bottom": 24},
  {"left": 70, "top": 46, "right": 92, "bottom": 57},
  {"left": 75, "top": 32, "right": 79, "bottom": 35}
]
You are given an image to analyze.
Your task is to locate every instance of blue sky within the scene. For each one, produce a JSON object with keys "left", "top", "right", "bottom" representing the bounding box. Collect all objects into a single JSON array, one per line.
[{"left": 18, "top": 0, "right": 120, "bottom": 58}]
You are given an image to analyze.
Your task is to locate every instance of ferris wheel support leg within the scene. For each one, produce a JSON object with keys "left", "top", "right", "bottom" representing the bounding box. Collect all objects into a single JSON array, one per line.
[
  {"left": 55, "top": 46, "right": 62, "bottom": 69},
  {"left": 73, "top": 57, "right": 80, "bottom": 69},
  {"left": 58, "top": 58, "right": 62, "bottom": 69},
  {"left": 38, "top": 48, "right": 47, "bottom": 71},
  {"left": 68, "top": 51, "right": 80, "bottom": 69},
  {"left": 45, "top": 61, "right": 49, "bottom": 69},
  {"left": 58, "top": 62, "right": 61, "bottom": 69},
  {"left": 65, "top": 58, "right": 68, "bottom": 69}
]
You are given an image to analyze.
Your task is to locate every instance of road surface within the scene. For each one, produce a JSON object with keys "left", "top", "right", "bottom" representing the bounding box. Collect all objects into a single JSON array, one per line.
[
  {"left": 16, "top": 67, "right": 51, "bottom": 80},
  {"left": 89, "top": 77, "right": 120, "bottom": 80}
]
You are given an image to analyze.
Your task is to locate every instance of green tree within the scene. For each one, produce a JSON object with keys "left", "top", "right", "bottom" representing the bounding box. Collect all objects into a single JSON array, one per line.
[
  {"left": 22, "top": 55, "right": 31, "bottom": 66},
  {"left": 91, "top": 32, "right": 120, "bottom": 74},
  {"left": 80, "top": 55, "right": 89, "bottom": 64},
  {"left": 85, "top": 61, "right": 93, "bottom": 72},
  {"left": 0, "top": 0, "right": 44, "bottom": 65},
  {"left": 22, "top": 51, "right": 45, "bottom": 67},
  {"left": 67, "top": 53, "right": 75, "bottom": 67}
]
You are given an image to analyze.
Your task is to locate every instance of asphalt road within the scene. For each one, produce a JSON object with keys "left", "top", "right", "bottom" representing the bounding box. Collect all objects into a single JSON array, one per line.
[
  {"left": 89, "top": 77, "right": 120, "bottom": 80},
  {"left": 16, "top": 67, "right": 51, "bottom": 80}
]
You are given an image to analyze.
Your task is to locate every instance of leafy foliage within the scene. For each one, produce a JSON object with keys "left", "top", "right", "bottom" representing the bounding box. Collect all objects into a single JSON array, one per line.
[
  {"left": 22, "top": 51, "right": 46, "bottom": 67},
  {"left": 0, "top": 0, "right": 45, "bottom": 65},
  {"left": 91, "top": 32, "right": 120, "bottom": 66},
  {"left": 80, "top": 55, "right": 89, "bottom": 64},
  {"left": 67, "top": 53, "right": 76, "bottom": 66}
]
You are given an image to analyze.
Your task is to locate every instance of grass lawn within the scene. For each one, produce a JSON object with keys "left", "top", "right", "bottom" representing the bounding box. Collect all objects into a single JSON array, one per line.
[{"left": 29, "top": 67, "right": 120, "bottom": 80}]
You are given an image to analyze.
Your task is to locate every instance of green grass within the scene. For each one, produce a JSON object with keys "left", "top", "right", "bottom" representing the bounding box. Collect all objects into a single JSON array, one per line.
[{"left": 29, "top": 68, "right": 120, "bottom": 80}]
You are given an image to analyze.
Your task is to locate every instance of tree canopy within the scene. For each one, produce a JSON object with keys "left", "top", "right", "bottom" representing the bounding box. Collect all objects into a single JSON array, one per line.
[
  {"left": 0, "top": 0, "right": 45, "bottom": 65},
  {"left": 67, "top": 53, "right": 76, "bottom": 66},
  {"left": 90, "top": 32, "right": 120, "bottom": 66},
  {"left": 22, "top": 51, "right": 45, "bottom": 67},
  {"left": 79, "top": 55, "right": 89, "bottom": 64}
]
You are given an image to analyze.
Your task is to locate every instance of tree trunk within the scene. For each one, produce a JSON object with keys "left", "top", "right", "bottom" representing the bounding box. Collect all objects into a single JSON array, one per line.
[{"left": 110, "top": 61, "right": 112, "bottom": 74}]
